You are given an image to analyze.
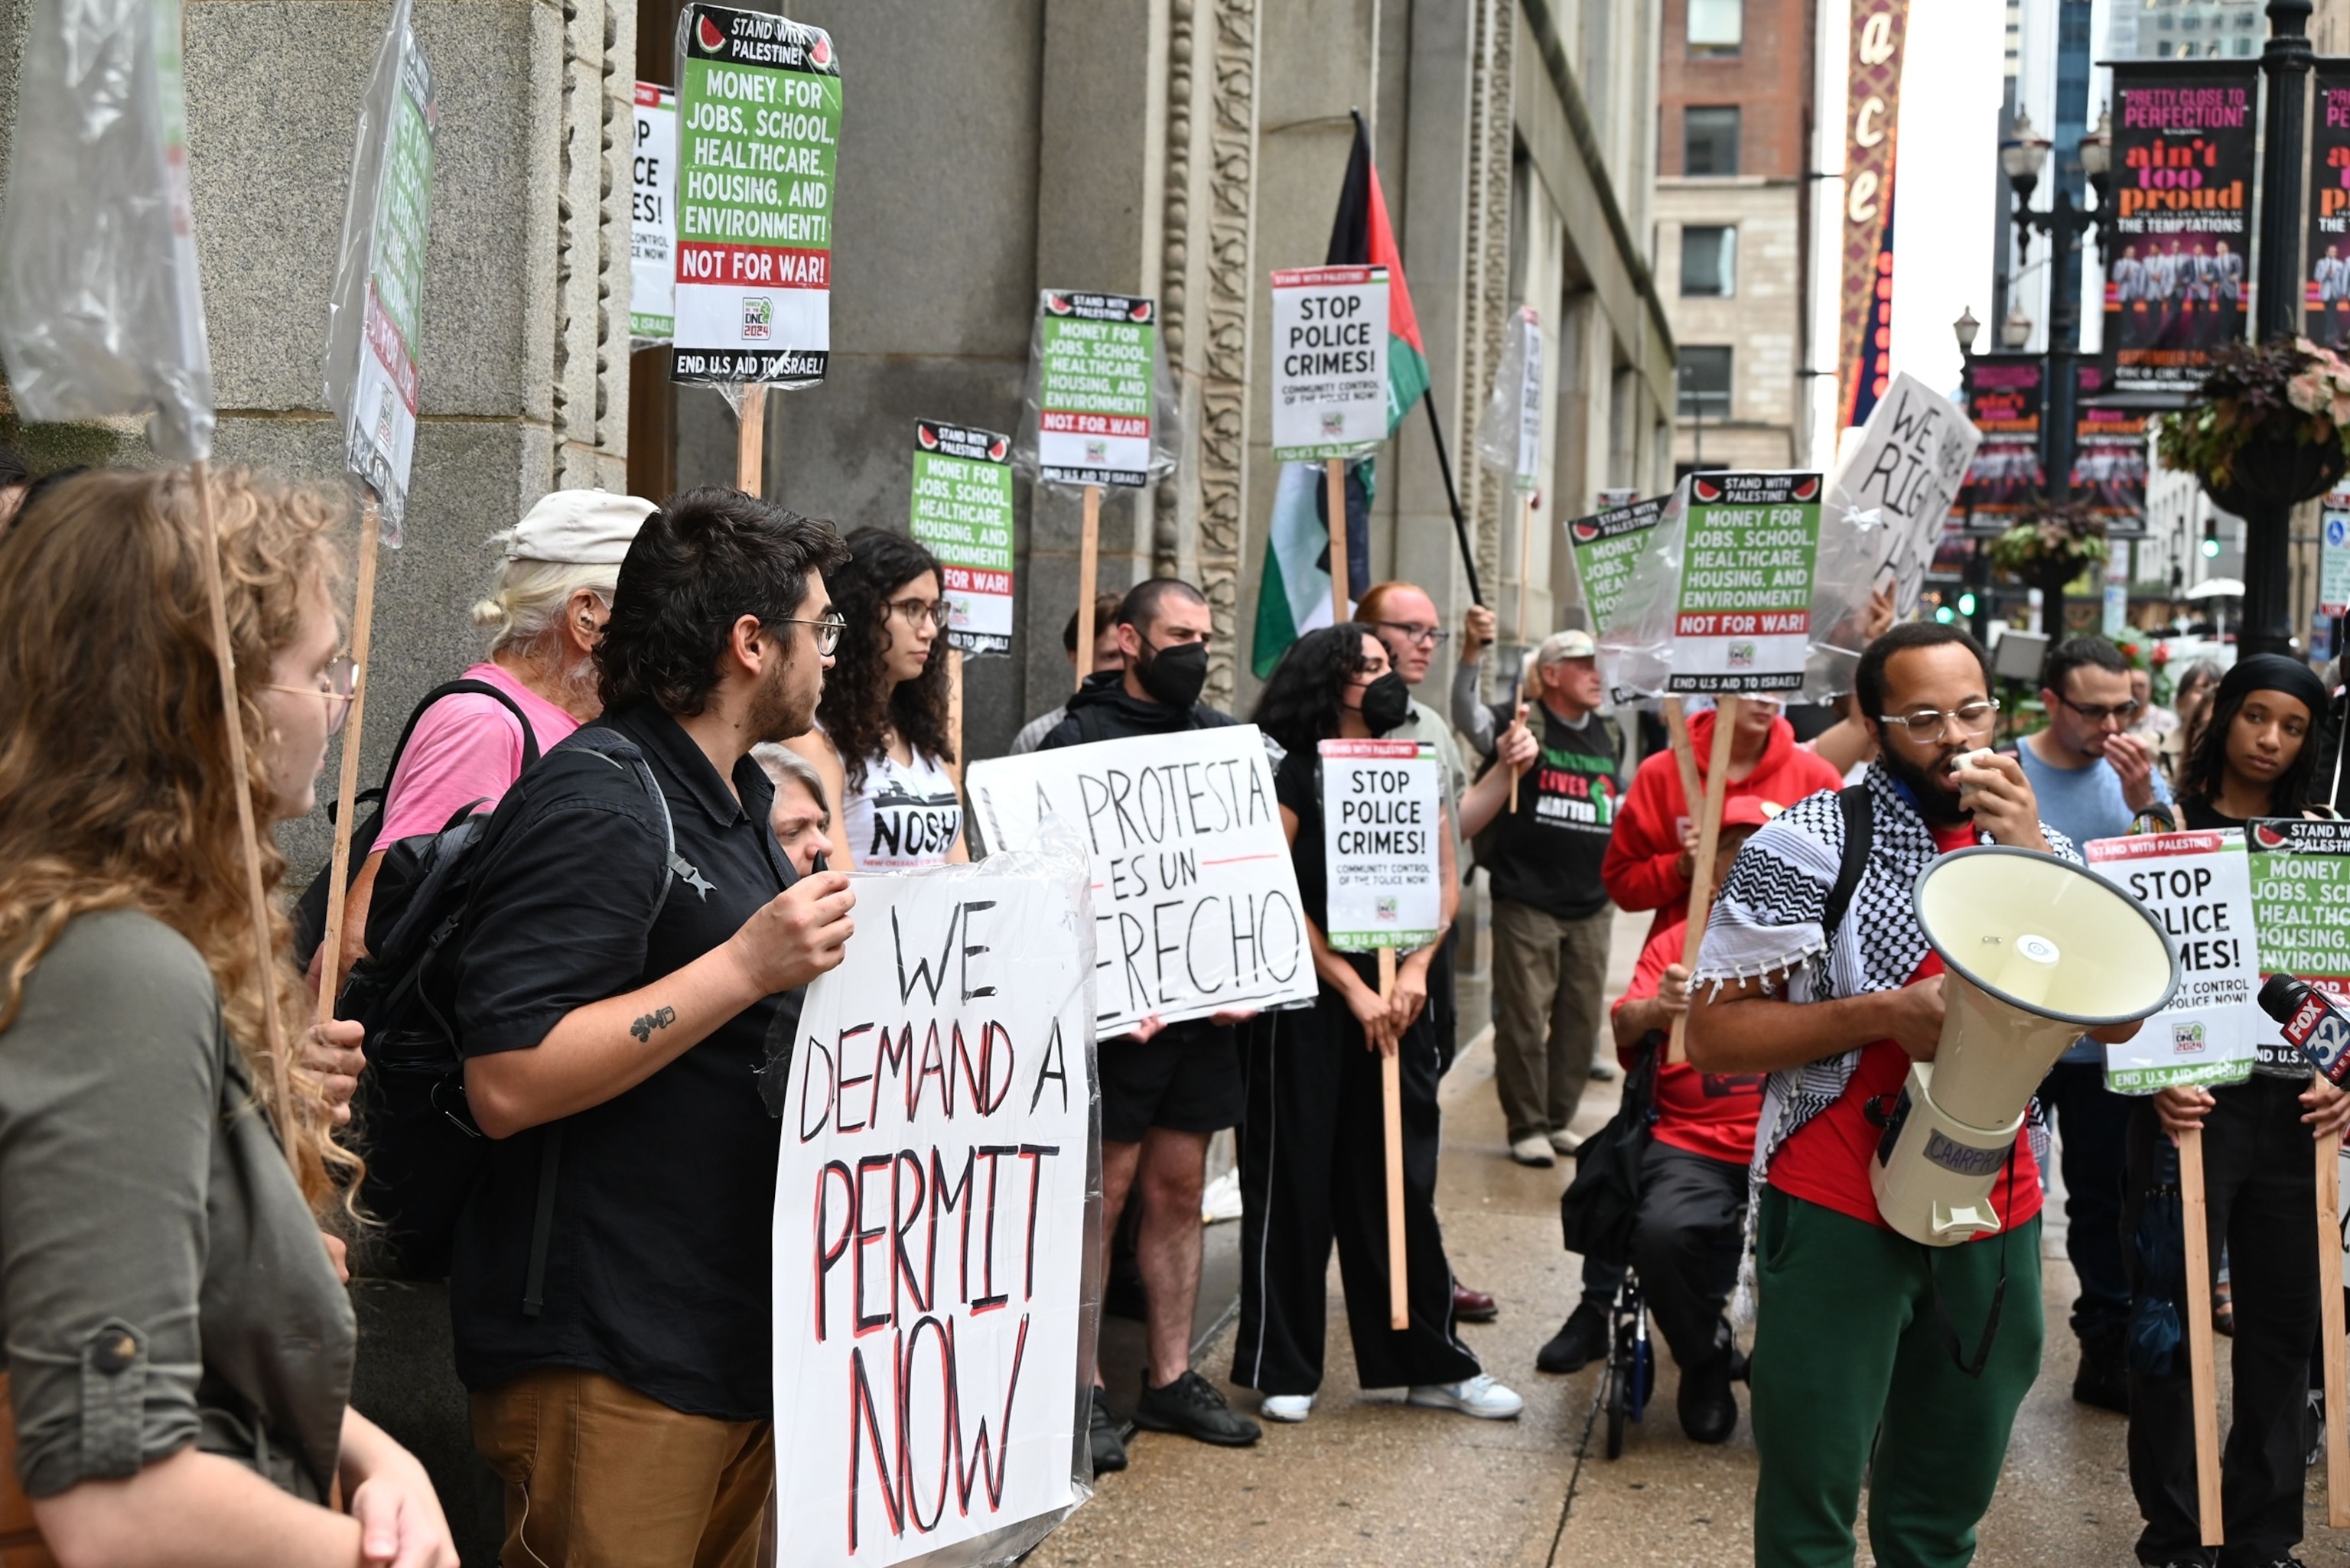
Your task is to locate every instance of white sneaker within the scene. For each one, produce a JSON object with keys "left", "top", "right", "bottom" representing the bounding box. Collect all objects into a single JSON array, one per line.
[
  {"left": 1408, "top": 1374, "right": 1525, "bottom": 1420},
  {"left": 1261, "top": 1392, "right": 1315, "bottom": 1423},
  {"left": 1548, "top": 1128, "right": 1583, "bottom": 1157},
  {"left": 1509, "top": 1134, "right": 1556, "bottom": 1167}
]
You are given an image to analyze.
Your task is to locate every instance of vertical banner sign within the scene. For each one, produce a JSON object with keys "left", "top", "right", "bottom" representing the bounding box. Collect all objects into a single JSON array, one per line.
[
  {"left": 2249, "top": 818, "right": 2350, "bottom": 1026},
  {"left": 2307, "top": 64, "right": 2350, "bottom": 349},
  {"left": 773, "top": 861, "right": 1094, "bottom": 1566},
  {"left": 910, "top": 420, "right": 1016, "bottom": 657},
  {"left": 631, "top": 82, "right": 678, "bottom": 343},
  {"left": 2321, "top": 502, "right": 2350, "bottom": 618},
  {"left": 2085, "top": 832, "right": 2260, "bottom": 1091},
  {"left": 1474, "top": 306, "right": 1544, "bottom": 490},
  {"left": 324, "top": 0, "right": 434, "bottom": 543},
  {"left": 2075, "top": 363, "right": 2150, "bottom": 536},
  {"left": 1268, "top": 267, "right": 1389, "bottom": 459},
  {"left": 1669, "top": 472, "right": 1822, "bottom": 693},
  {"left": 1318, "top": 740, "right": 1442, "bottom": 950},
  {"left": 1030, "top": 292, "right": 1158, "bottom": 486},
  {"left": 1956, "top": 354, "right": 2044, "bottom": 528},
  {"left": 2104, "top": 63, "right": 2255, "bottom": 399},
  {"left": 1828, "top": 370, "right": 1983, "bottom": 618},
  {"left": 1563, "top": 495, "right": 1665, "bottom": 635},
  {"left": 1837, "top": 1, "right": 1910, "bottom": 429},
  {"left": 671, "top": 4, "right": 837, "bottom": 385}
]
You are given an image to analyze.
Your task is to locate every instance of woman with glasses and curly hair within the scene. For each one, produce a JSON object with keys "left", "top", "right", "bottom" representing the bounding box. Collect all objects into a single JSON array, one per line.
[
  {"left": 0, "top": 467, "right": 454, "bottom": 1565},
  {"left": 783, "top": 525, "right": 965, "bottom": 871}
]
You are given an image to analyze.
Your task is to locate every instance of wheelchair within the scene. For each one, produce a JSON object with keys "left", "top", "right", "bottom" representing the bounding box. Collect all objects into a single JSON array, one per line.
[{"left": 1598, "top": 1264, "right": 1655, "bottom": 1460}]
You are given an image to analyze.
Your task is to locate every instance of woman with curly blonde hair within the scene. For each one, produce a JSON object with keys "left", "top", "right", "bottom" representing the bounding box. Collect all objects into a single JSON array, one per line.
[{"left": 0, "top": 468, "right": 454, "bottom": 1565}]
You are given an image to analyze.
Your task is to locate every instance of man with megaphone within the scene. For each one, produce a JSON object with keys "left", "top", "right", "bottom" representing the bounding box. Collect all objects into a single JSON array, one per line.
[{"left": 1688, "top": 621, "right": 2158, "bottom": 1568}]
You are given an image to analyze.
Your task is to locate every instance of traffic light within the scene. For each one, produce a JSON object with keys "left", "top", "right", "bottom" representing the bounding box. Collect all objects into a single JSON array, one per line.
[
  {"left": 1935, "top": 605, "right": 1955, "bottom": 623},
  {"left": 1957, "top": 590, "right": 1978, "bottom": 617},
  {"left": 2202, "top": 519, "right": 2220, "bottom": 559}
]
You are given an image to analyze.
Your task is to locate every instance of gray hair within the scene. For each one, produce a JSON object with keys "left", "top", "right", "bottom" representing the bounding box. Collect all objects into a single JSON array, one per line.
[
  {"left": 470, "top": 558, "right": 619, "bottom": 657},
  {"left": 750, "top": 743, "right": 831, "bottom": 824}
]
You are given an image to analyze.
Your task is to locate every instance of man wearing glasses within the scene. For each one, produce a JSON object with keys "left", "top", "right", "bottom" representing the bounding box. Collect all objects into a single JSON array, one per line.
[
  {"left": 1688, "top": 621, "right": 2086, "bottom": 1565},
  {"left": 2011, "top": 636, "right": 2171, "bottom": 1416},
  {"left": 444, "top": 488, "right": 858, "bottom": 1566}
]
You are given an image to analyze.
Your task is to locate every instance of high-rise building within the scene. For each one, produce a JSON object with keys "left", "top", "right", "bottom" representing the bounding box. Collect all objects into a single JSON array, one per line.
[{"left": 2112, "top": 0, "right": 2267, "bottom": 60}]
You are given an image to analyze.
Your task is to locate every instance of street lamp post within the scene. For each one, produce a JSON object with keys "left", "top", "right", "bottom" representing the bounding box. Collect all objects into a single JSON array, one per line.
[
  {"left": 1955, "top": 307, "right": 1992, "bottom": 643},
  {"left": 2244, "top": 0, "right": 2317, "bottom": 659}
]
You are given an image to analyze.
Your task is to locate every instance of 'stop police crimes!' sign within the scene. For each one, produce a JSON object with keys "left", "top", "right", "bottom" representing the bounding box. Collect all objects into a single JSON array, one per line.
[
  {"left": 670, "top": 4, "right": 838, "bottom": 385},
  {"left": 1269, "top": 266, "right": 1388, "bottom": 460}
]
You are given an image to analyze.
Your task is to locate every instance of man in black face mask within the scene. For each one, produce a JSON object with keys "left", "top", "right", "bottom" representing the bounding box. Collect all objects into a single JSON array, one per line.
[{"left": 1037, "top": 577, "right": 1263, "bottom": 1472}]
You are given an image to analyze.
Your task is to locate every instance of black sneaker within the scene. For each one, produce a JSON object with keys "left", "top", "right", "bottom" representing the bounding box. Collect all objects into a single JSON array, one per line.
[
  {"left": 2072, "top": 1332, "right": 2130, "bottom": 1415},
  {"left": 1535, "top": 1300, "right": 1610, "bottom": 1374},
  {"left": 1089, "top": 1386, "right": 1128, "bottom": 1474},
  {"left": 1132, "top": 1369, "right": 1261, "bottom": 1446},
  {"left": 1676, "top": 1342, "right": 1739, "bottom": 1444}
]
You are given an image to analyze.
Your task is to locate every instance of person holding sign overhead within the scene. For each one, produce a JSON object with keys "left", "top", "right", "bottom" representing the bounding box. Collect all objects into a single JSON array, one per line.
[
  {"left": 784, "top": 526, "right": 965, "bottom": 872},
  {"left": 1234, "top": 624, "right": 1523, "bottom": 1423}
]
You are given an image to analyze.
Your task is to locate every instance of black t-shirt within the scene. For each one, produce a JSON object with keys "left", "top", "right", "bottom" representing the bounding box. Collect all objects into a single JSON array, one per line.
[
  {"left": 1482, "top": 704, "right": 1623, "bottom": 920},
  {"left": 448, "top": 702, "right": 796, "bottom": 1420},
  {"left": 2179, "top": 794, "right": 2308, "bottom": 1076},
  {"left": 1274, "top": 743, "right": 1329, "bottom": 931}
]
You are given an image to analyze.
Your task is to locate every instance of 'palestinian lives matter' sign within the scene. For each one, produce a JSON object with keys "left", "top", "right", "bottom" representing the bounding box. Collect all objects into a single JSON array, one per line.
[
  {"left": 1564, "top": 495, "right": 1664, "bottom": 636},
  {"left": 1319, "top": 740, "right": 1441, "bottom": 951},
  {"left": 1668, "top": 471, "right": 1821, "bottom": 694},
  {"left": 671, "top": 5, "right": 838, "bottom": 385},
  {"left": 1269, "top": 265, "right": 1388, "bottom": 460},
  {"left": 1031, "top": 291, "right": 1157, "bottom": 486},
  {"left": 2085, "top": 831, "right": 2260, "bottom": 1091},
  {"left": 909, "top": 420, "right": 1016, "bottom": 657},
  {"left": 773, "top": 861, "right": 1092, "bottom": 1566},
  {"left": 966, "top": 726, "right": 1315, "bottom": 1035}
]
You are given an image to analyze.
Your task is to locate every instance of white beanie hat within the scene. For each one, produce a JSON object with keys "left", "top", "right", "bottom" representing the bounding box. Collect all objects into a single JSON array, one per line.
[{"left": 490, "top": 490, "right": 656, "bottom": 566}]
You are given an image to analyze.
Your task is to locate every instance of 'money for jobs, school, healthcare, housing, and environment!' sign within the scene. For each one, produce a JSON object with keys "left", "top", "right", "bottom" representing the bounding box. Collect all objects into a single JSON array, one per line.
[
  {"left": 1031, "top": 291, "right": 1157, "bottom": 486},
  {"left": 1667, "top": 471, "right": 1821, "bottom": 694},
  {"left": 909, "top": 420, "right": 1016, "bottom": 658}
]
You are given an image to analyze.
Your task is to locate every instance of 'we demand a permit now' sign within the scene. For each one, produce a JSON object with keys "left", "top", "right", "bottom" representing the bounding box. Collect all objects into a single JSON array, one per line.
[{"left": 1667, "top": 470, "right": 1821, "bottom": 695}]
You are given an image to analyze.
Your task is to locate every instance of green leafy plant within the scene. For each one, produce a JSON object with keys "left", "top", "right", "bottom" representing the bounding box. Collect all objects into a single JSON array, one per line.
[{"left": 2155, "top": 336, "right": 2350, "bottom": 499}]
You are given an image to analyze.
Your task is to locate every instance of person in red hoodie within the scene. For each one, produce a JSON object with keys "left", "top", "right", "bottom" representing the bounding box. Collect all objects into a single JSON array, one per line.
[
  {"left": 1537, "top": 797, "right": 1771, "bottom": 1444},
  {"left": 1602, "top": 698, "right": 1843, "bottom": 946}
]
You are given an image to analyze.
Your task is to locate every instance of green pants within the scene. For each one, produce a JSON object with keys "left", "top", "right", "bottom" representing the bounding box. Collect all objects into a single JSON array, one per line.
[{"left": 1750, "top": 1189, "right": 2043, "bottom": 1568}]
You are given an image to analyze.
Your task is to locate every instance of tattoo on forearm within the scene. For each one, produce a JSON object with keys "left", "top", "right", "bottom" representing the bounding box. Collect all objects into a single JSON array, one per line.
[{"left": 630, "top": 1005, "right": 679, "bottom": 1043}]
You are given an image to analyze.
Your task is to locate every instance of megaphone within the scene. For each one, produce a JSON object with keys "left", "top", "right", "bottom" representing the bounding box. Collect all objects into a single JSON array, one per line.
[{"left": 1871, "top": 846, "right": 2179, "bottom": 1247}]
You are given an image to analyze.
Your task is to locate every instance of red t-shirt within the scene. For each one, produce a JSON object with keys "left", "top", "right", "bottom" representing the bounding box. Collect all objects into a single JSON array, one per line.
[
  {"left": 1763, "top": 821, "right": 2045, "bottom": 1237},
  {"left": 1614, "top": 921, "right": 1764, "bottom": 1166}
]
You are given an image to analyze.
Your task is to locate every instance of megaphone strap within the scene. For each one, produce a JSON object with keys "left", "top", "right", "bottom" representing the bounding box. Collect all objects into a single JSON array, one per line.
[{"left": 1923, "top": 1145, "right": 2020, "bottom": 1378}]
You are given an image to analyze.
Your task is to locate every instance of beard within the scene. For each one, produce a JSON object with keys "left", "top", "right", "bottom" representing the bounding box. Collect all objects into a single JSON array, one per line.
[
  {"left": 1879, "top": 736, "right": 1972, "bottom": 827},
  {"left": 748, "top": 649, "right": 815, "bottom": 743}
]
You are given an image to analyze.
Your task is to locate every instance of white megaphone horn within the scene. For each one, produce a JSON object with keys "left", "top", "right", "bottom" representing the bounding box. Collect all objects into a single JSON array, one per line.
[{"left": 1870, "top": 846, "right": 2179, "bottom": 1247}]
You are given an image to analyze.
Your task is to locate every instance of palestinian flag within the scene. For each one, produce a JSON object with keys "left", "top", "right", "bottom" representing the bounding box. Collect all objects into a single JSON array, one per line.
[{"left": 1324, "top": 109, "right": 1430, "bottom": 432}]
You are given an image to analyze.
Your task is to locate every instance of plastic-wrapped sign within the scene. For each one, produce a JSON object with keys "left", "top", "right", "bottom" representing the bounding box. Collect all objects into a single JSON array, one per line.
[
  {"left": 670, "top": 5, "right": 838, "bottom": 385},
  {"left": 1269, "top": 266, "right": 1388, "bottom": 460},
  {"left": 1320, "top": 740, "right": 1441, "bottom": 951},
  {"left": 2322, "top": 506, "right": 2350, "bottom": 619},
  {"left": 2248, "top": 817, "right": 2350, "bottom": 1070},
  {"left": 630, "top": 82, "right": 678, "bottom": 343},
  {"left": 1014, "top": 291, "right": 1180, "bottom": 489},
  {"left": 909, "top": 421, "right": 1015, "bottom": 657},
  {"left": 2085, "top": 831, "right": 2260, "bottom": 1091},
  {"left": 323, "top": 0, "right": 435, "bottom": 542},
  {"left": 0, "top": 0, "right": 214, "bottom": 460},
  {"left": 1475, "top": 306, "right": 1543, "bottom": 491},
  {"left": 1563, "top": 495, "right": 1664, "bottom": 636},
  {"left": 773, "top": 854, "right": 1099, "bottom": 1566},
  {"left": 1824, "top": 370, "right": 1980, "bottom": 621},
  {"left": 1628, "top": 472, "right": 1821, "bottom": 696}
]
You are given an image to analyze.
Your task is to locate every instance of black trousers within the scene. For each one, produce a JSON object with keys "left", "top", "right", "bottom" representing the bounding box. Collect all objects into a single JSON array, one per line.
[
  {"left": 1230, "top": 965, "right": 1482, "bottom": 1396},
  {"left": 1573, "top": 1141, "right": 1747, "bottom": 1370},
  {"left": 2124, "top": 1075, "right": 2319, "bottom": 1568},
  {"left": 2041, "top": 1059, "right": 2136, "bottom": 1345}
]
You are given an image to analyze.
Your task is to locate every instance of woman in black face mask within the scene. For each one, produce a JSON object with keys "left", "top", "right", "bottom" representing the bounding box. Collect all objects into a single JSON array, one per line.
[{"left": 1229, "top": 626, "right": 1524, "bottom": 1424}]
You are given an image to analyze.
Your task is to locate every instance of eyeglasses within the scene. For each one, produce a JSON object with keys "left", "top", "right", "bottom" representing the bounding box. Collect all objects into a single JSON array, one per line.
[
  {"left": 265, "top": 656, "right": 359, "bottom": 735},
  {"left": 2055, "top": 691, "right": 2144, "bottom": 726},
  {"left": 1876, "top": 698, "right": 2000, "bottom": 740},
  {"left": 887, "top": 597, "right": 951, "bottom": 631},
  {"left": 770, "top": 613, "right": 848, "bottom": 656},
  {"left": 1371, "top": 620, "right": 1451, "bottom": 649}
]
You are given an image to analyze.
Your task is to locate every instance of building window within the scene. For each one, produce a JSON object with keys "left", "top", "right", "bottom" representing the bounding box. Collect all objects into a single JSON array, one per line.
[
  {"left": 1678, "top": 346, "right": 1733, "bottom": 419},
  {"left": 1688, "top": 0, "right": 1741, "bottom": 56},
  {"left": 1680, "top": 226, "right": 1737, "bottom": 296},
  {"left": 1684, "top": 106, "right": 1740, "bottom": 176}
]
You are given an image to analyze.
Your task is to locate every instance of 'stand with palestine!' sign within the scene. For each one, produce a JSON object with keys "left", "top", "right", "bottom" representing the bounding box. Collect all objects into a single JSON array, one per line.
[
  {"left": 1319, "top": 740, "right": 1441, "bottom": 951},
  {"left": 1268, "top": 265, "right": 1388, "bottom": 460},
  {"left": 965, "top": 727, "right": 1315, "bottom": 1035},
  {"left": 2085, "top": 831, "right": 2260, "bottom": 1091},
  {"left": 910, "top": 421, "right": 1015, "bottom": 656},
  {"left": 2249, "top": 818, "right": 2350, "bottom": 1068},
  {"left": 1564, "top": 495, "right": 1663, "bottom": 635},
  {"left": 1669, "top": 471, "right": 1821, "bottom": 694},
  {"left": 670, "top": 4, "right": 838, "bottom": 385},
  {"left": 1033, "top": 291, "right": 1155, "bottom": 486},
  {"left": 773, "top": 860, "right": 1092, "bottom": 1565}
]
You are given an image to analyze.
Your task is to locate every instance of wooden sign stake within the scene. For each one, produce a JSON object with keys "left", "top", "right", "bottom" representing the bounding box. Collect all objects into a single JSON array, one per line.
[
  {"left": 1075, "top": 483, "right": 1102, "bottom": 694},
  {"left": 1326, "top": 457, "right": 1351, "bottom": 630},
  {"left": 1668, "top": 695, "right": 1739, "bottom": 1066},
  {"left": 736, "top": 382, "right": 768, "bottom": 495},
  {"left": 314, "top": 493, "right": 383, "bottom": 1017},
  {"left": 2319, "top": 1131, "right": 2350, "bottom": 1527},
  {"left": 2179, "top": 1126, "right": 2224, "bottom": 1547},
  {"left": 1509, "top": 492, "right": 1536, "bottom": 812},
  {"left": 1662, "top": 698, "right": 1705, "bottom": 827},
  {"left": 946, "top": 646, "right": 965, "bottom": 789},
  {"left": 1378, "top": 945, "right": 1408, "bottom": 1329}
]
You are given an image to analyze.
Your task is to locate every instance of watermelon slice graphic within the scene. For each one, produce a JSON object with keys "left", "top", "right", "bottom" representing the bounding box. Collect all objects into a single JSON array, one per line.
[
  {"left": 1693, "top": 477, "right": 1723, "bottom": 503},
  {"left": 1792, "top": 477, "right": 1821, "bottom": 502},
  {"left": 1571, "top": 522, "right": 1600, "bottom": 543},
  {"left": 1130, "top": 301, "right": 1153, "bottom": 322},
  {"left": 917, "top": 423, "right": 939, "bottom": 451},
  {"left": 809, "top": 32, "right": 832, "bottom": 67},
  {"left": 2254, "top": 821, "right": 2292, "bottom": 850},
  {"left": 1046, "top": 293, "right": 1072, "bottom": 314},
  {"left": 986, "top": 437, "right": 1009, "bottom": 462},
  {"left": 696, "top": 14, "right": 724, "bottom": 50}
]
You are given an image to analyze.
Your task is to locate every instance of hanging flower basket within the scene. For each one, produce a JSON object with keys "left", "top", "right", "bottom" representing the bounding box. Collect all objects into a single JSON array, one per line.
[
  {"left": 2156, "top": 337, "right": 2350, "bottom": 513},
  {"left": 1988, "top": 498, "right": 2111, "bottom": 613}
]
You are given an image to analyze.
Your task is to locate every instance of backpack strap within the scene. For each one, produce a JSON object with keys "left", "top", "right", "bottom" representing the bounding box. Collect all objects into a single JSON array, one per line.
[
  {"left": 334, "top": 678, "right": 544, "bottom": 828},
  {"left": 1823, "top": 783, "right": 1874, "bottom": 939}
]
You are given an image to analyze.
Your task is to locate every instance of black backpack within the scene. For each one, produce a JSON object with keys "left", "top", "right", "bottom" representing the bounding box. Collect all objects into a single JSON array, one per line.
[
  {"left": 338, "top": 726, "right": 682, "bottom": 1304},
  {"left": 291, "top": 679, "right": 542, "bottom": 971}
]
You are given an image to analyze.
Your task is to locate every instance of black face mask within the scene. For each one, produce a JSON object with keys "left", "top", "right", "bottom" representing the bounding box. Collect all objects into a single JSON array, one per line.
[
  {"left": 1137, "top": 638, "right": 1209, "bottom": 710},
  {"left": 1359, "top": 671, "right": 1413, "bottom": 737}
]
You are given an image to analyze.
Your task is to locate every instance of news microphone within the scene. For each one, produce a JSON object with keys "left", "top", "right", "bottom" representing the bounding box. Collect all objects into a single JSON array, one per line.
[{"left": 2259, "top": 974, "right": 2350, "bottom": 1085}]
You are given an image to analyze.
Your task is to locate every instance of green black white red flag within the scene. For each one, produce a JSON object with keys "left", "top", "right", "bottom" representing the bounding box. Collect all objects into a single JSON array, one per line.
[{"left": 1323, "top": 110, "right": 1431, "bottom": 431}]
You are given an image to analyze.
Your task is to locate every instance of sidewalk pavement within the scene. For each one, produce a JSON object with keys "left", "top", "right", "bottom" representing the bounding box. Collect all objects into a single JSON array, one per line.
[{"left": 1046, "top": 908, "right": 2350, "bottom": 1567}]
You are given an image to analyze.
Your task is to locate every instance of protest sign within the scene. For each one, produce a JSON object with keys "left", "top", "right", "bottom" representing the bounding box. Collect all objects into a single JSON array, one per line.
[
  {"left": 773, "top": 855, "right": 1095, "bottom": 1566},
  {"left": 966, "top": 727, "right": 1314, "bottom": 1035},
  {"left": 2085, "top": 831, "right": 2260, "bottom": 1091},
  {"left": 1270, "top": 267, "right": 1389, "bottom": 460},
  {"left": 1664, "top": 472, "right": 1821, "bottom": 695},
  {"left": 2249, "top": 815, "right": 2350, "bottom": 1014},
  {"left": 1825, "top": 372, "right": 1981, "bottom": 620},
  {"left": 1563, "top": 495, "right": 1664, "bottom": 636},
  {"left": 1020, "top": 291, "right": 1168, "bottom": 489},
  {"left": 1474, "top": 307, "right": 1544, "bottom": 493},
  {"left": 1318, "top": 740, "right": 1441, "bottom": 952},
  {"left": 2322, "top": 504, "right": 2350, "bottom": 618},
  {"left": 910, "top": 421, "right": 1016, "bottom": 658},
  {"left": 631, "top": 81, "right": 677, "bottom": 342},
  {"left": 323, "top": 0, "right": 435, "bottom": 542},
  {"left": 669, "top": 4, "right": 838, "bottom": 386}
]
